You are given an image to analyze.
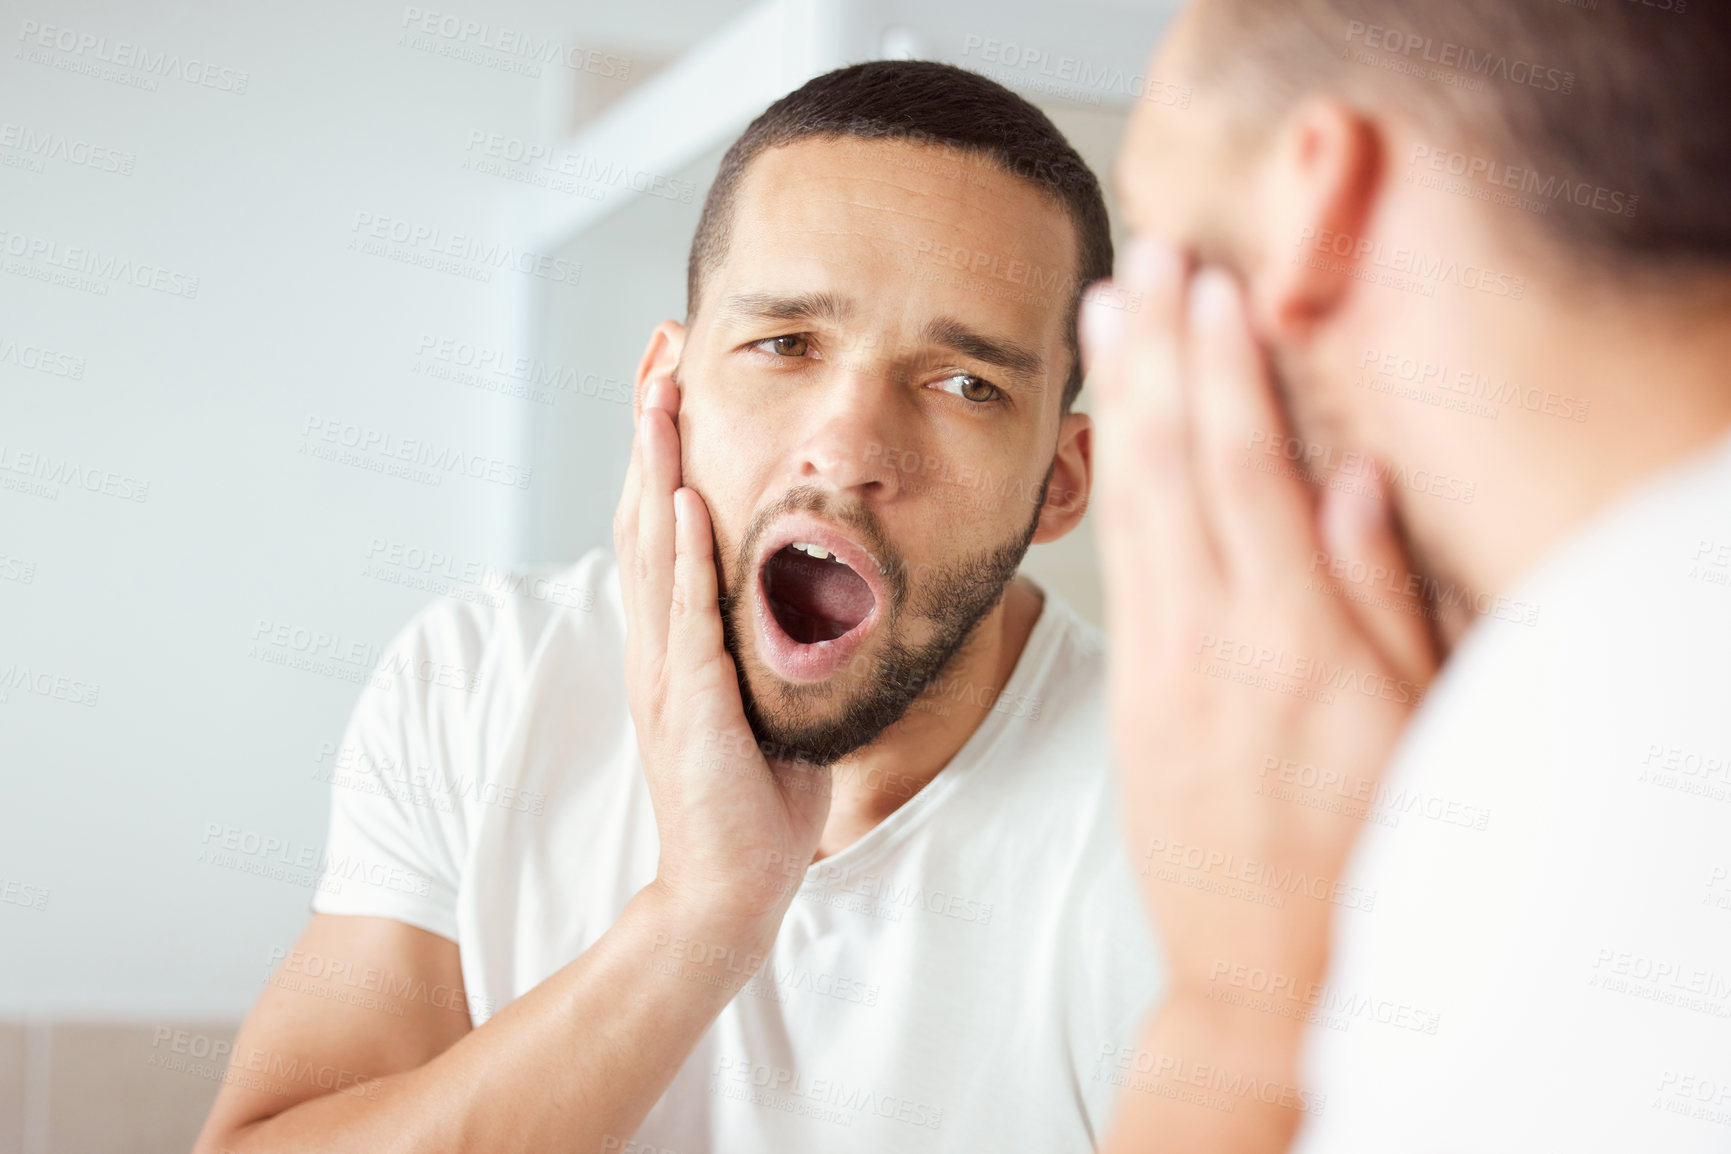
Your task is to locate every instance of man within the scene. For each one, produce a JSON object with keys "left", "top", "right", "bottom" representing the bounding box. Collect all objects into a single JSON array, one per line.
[
  {"left": 1082, "top": 2, "right": 1731, "bottom": 1151},
  {"left": 195, "top": 61, "right": 1160, "bottom": 1154}
]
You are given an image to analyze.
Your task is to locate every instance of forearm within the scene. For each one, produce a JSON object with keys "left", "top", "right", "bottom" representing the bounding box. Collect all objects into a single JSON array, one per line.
[
  {"left": 217, "top": 884, "right": 781, "bottom": 1154},
  {"left": 1103, "top": 992, "right": 1310, "bottom": 1154}
]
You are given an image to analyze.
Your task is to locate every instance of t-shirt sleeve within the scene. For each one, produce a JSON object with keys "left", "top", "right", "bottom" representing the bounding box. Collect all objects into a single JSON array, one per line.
[{"left": 309, "top": 602, "right": 483, "bottom": 942}]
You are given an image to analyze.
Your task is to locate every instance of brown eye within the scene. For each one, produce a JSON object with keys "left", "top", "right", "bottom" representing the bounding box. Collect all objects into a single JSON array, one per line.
[
  {"left": 937, "top": 373, "right": 1003, "bottom": 404},
  {"left": 770, "top": 334, "right": 809, "bottom": 357},
  {"left": 960, "top": 376, "right": 997, "bottom": 403}
]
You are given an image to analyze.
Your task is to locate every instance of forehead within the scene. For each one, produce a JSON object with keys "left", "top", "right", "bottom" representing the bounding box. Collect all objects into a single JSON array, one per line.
[
  {"left": 713, "top": 136, "right": 1080, "bottom": 341},
  {"left": 1118, "top": 10, "right": 1221, "bottom": 234}
]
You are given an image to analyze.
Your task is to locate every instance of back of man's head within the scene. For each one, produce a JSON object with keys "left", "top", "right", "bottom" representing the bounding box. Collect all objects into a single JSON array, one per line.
[
  {"left": 1114, "top": 0, "right": 1731, "bottom": 612},
  {"left": 686, "top": 60, "right": 1112, "bottom": 411},
  {"left": 1189, "top": 0, "right": 1731, "bottom": 278}
]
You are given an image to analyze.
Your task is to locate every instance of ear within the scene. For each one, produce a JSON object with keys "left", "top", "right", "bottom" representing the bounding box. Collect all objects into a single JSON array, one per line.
[
  {"left": 633, "top": 319, "right": 687, "bottom": 417},
  {"left": 1032, "top": 410, "right": 1093, "bottom": 544},
  {"left": 1249, "top": 97, "right": 1383, "bottom": 342}
]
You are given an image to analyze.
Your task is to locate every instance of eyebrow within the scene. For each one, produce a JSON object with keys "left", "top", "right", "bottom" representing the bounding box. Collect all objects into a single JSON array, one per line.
[
  {"left": 921, "top": 316, "right": 1044, "bottom": 380},
  {"left": 718, "top": 291, "right": 853, "bottom": 324}
]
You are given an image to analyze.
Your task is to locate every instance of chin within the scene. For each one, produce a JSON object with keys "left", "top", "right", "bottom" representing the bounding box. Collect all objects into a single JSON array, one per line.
[{"left": 714, "top": 487, "right": 1034, "bottom": 766}]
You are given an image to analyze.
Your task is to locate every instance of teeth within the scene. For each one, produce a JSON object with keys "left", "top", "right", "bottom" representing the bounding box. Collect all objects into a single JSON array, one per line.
[{"left": 791, "top": 541, "right": 836, "bottom": 562}]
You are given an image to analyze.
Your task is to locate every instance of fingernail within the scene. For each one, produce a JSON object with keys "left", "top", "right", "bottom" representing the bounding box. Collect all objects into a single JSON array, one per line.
[
  {"left": 673, "top": 488, "right": 686, "bottom": 525},
  {"left": 1189, "top": 267, "right": 1240, "bottom": 332},
  {"left": 1123, "top": 235, "right": 1179, "bottom": 293}
]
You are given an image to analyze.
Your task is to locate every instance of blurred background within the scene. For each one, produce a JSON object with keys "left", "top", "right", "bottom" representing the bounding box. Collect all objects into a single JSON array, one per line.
[{"left": 0, "top": 0, "right": 1171, "bottom": 1147}]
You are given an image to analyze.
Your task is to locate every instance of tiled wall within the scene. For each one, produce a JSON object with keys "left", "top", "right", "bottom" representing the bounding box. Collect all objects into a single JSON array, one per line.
[{"left": 0, "top": 1022, "right": 236, "bottom": 1154}]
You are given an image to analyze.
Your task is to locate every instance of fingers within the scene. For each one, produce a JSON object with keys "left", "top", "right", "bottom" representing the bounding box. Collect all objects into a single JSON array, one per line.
[
  {"left": 1082, "top": 239, "right": 1220, "bottom": 650},
  {"left": 615, "top": 374, "right": 680, "bottom": 631},
  {"left": 668, "top": 486, "right": 733, "bottom": 693},
  {"left": 1317, "top": 471, "right": 1438, "bottom": 685},
  {"left": 1187, "top": 268, "right": 1319, "bottom": 591},
  {"left": 631, "top": 378, "right": 683, "bottom": 676},
  {"left": 614, "top": 422, "right": 645, "bottom": 633},
  {"left": 642, "top": 373, "right": 679, "bottom": 420}
]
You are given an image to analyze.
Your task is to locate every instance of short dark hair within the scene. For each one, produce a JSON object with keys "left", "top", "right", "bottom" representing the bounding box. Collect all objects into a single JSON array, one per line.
[
  {"left": 686, "top": 60, "right": 1112, "bottom": 411},
  {"left": 1193, "top": 0, "right": 1731, "bottom": 276}
]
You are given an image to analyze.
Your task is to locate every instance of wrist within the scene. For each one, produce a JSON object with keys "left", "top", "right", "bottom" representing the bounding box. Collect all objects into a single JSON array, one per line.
[
  {"left": 1156, "top": 986, "right": 1310, "bottom": 1064},
  {"left": 1108, "top": 991, "right": 1315, "bottom": 1152},
  {"left": 636, "top": 877, "right": 786, "bottom": 972},
  {"left": 1159, "top": 915, "right": 1332, "bottom": 1004},
  {"left": 650, "top": 852, "right": 807, "bottom": 933}
]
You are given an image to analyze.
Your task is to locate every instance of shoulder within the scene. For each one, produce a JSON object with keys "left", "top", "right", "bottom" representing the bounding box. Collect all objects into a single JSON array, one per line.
[
  {"left": 1306, "top": 440, "right": 1731, "bottom": 1145},
  {"left": 364, "top": 548, "right": 624, "bottom": 755},
  {"left": 1530, "top": 431, "right": 1731, "bottom": 646},
  {"left": 1014, "top": 584, "right": 1106, "bottom": 731},
  {"left": 1417, "top": 433, "right": 1731, "bottom": 756},
  {"left": 1380, "top": 438, "right": 1731, "bottom": 887},
  {"left": 1520, "top": 436, "right": 1730, "bottom": 775},
  {"left": 387, "top": 548, "right": 620, "bottom": 688},
  {"left": 986, "top": 586, "right": 1139, "bottom": 910}
]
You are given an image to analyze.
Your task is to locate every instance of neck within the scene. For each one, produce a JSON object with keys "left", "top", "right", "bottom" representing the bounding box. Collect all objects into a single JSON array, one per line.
[
  {"left": 1383, "top": 267, "right": 1731, "bottom": 637},
  {"left": 811, "top": 577, "right": 1044, "bottom": 860}
]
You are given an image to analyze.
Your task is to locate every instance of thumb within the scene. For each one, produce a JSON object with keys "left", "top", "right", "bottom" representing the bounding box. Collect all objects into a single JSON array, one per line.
[{"left": 1317, "top": 468, "right": 1437, "bottom": 686}]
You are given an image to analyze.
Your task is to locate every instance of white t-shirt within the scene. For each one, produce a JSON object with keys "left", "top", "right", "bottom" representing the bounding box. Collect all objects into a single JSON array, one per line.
[
  {"left": 310, "top": 551, "right": 1162, "bottom": 1153},
  {"left": 1293, "top": 430, "right": 1731, "bottom": 1152}
]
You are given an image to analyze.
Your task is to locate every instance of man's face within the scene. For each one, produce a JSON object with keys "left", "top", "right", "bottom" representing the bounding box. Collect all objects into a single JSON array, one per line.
[{"left": 671, "top": 136, "right": 1083, "bottom": 765}]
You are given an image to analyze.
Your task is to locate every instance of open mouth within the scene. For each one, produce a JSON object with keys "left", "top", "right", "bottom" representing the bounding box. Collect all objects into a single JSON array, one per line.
[
  {"left": 752, "top": 521, "right": 888, "bottom": 683},
  {"left": 763, "top": 541, "right": 876, "bottom": 643}
]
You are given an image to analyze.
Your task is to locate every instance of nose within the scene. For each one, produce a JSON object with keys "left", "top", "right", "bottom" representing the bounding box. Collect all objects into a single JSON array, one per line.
[{"left": 788, "top": 366, "right": 911, "bottom": 502}]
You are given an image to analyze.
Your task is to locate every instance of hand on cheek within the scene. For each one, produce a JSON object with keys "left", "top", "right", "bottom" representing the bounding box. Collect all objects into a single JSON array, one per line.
[
  {"left": 612, "top": 371, "right": 832, "bottom": 933},
  {"left": 1081, "top": 236, "right": 1437, "bottom": 1000}
]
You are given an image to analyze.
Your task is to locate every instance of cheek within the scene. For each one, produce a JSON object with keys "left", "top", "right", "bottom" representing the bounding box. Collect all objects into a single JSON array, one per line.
[
  {"left": 906, "top": 436, "right": 1049, "bottom": 537},
  {"left": 678, "top": 400, "right": 775, "bottom": 552},
  {"left": 681, "top": 389, "right": 762, "bottom": 477},
  {"left": 1303, "top": 311, "right": 1403, "bottom": 454},
  {"left": 683, "top": 362, "right": 792, "bottom": 438}
]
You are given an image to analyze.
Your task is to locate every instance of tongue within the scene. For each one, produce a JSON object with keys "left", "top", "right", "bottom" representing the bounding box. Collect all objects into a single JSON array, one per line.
[{"left": 765, "top": 548, "right": 874, "bottom": 644}]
